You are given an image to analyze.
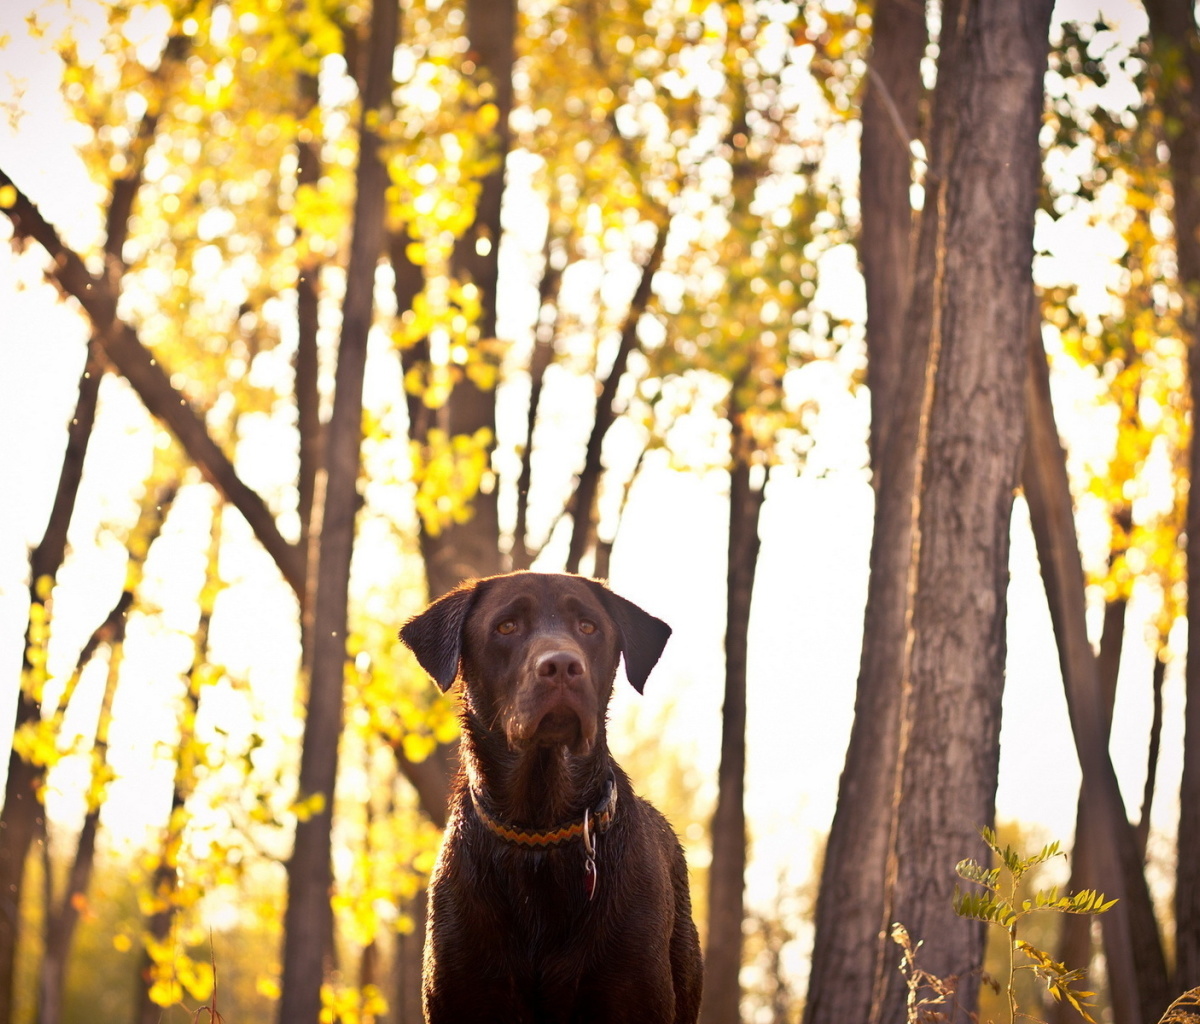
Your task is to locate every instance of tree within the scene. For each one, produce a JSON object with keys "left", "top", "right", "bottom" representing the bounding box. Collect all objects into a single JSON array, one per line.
[
  {"left": 802, "top": 0, "right": 926, "bottom": 1016},
  {"left": 700, "top": 409, "right": 767, "bottom": 1024},
  {"left": 807, "top": 0, "right": 1054, "bottom": 1020},
  {"left": 1140, "top": 0, "right": 1200, "bottom": 994},
  {"left": 277, "top": 0, "right": 397, "bottom": 1018}
]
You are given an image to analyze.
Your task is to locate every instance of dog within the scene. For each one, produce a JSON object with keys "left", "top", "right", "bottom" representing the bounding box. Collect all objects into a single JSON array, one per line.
[{"left": 399, "top": 570, "right": 703, "bottom": 1024}]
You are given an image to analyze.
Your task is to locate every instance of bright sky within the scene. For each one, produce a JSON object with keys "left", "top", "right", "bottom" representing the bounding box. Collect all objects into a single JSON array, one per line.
[{"left": 0, "top": 0, "right": 1183, "bottom": 987}]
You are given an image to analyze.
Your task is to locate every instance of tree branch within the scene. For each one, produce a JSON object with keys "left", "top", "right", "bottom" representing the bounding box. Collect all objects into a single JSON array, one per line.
[
  {"left": 564, "top": 225, "right": 666, "bottom": 573},
  {"left": 0, "top": 169, "right": 306, "bottom": 599}
]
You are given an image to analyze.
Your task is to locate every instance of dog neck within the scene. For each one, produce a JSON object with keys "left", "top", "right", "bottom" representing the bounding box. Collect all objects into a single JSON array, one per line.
[{"left": 461, "top": 714, "right": 612, "bottom": 831}]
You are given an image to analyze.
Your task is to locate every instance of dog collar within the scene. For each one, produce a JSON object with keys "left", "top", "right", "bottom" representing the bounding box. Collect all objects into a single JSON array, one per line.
[{"left": 469, "top": 773, "right": 618, "bottom": 849}]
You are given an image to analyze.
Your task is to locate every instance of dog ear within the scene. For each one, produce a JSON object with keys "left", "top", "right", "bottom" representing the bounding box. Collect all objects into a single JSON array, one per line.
[
  {"left": 587, "top": 581, "right": 672, "bottom": 694},
  {"left": 399, "top": 581, "right": 479, "bottom": 692}
]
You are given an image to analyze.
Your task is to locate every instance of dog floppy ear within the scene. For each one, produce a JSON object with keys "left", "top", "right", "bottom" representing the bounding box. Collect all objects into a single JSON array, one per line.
[
  {"left": 399, "top": 580, "right": 479, "bottom": 692},
  {"left": 586, "top": 581, "right": 672, "bottom": 694}
]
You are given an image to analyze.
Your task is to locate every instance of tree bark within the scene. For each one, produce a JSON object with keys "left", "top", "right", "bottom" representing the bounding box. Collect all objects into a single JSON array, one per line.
[
  {"left": 802, "top": 1, "right": 928, "bottom": 1018},
  {"left": 277, "top": 0, "right": 396, "bottom": 1018},
  {"left": 872, "top": 2, "right": 1053, "bottom": 1020},
  {"left": 699, "top": 412, "right": 766, "bottom": 1024},
  {"left": 1140, "top": 0, "right": 1200, "bottom": 994}
]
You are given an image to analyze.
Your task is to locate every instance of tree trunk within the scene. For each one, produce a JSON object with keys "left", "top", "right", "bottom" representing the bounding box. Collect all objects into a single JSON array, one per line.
[
  {"left": 802, "top": 1, "right": 928, "bottom": 1018},
  {"left": 0, "top": 343, "right": 102, "bottom": 1024},
  {"left": 1053, "top": 522, "right": 1128, "bottom": 1023},
  {"left": 38, "top": 628, "right": 123, "bottom": 1024},
  {"left": 699, "top": 413, "right": 766, "bottom": 1024},
  {"left": 1140, "top": 0, "right": 1200, "bottom": 994},
  {"left": 859, "top": 0, "right": 925, "bottom": 470},
  {"left": 1023, "top": 321, "right": 1169, "bottom": 1023},
  {"left": 415, "top": 0, "right": 515, "bottom": 599},
  {"left": 392, "top": 888, "right": 427, "bottom": 1024},
  {"left": 277, "top": 0, "right": 396, "bottom": 1019},
  {"left": 564, "top": 228, "right": 666, "bottom": 574},
  {"left": 873, "top": 2, "right": 1053, "bottom": 1020}
]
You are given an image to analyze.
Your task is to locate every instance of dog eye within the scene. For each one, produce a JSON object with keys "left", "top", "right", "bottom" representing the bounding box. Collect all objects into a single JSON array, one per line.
[
  {"left": 496, "top": 620, "right": 517, "bottom": 635},
  {"left": 578, "top": 619, "right": 597, "bottom": 635}
]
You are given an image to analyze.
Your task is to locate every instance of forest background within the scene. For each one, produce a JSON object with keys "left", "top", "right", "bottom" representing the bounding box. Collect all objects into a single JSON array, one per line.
[{"left": 0, "top": 0, "right": 1196, "bottom": 1022}]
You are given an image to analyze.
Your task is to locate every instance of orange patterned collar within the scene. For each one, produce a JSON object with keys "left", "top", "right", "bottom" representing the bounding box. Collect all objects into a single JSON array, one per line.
[{"left": 469, "top": 773, "right": 618, "bottom": 849}]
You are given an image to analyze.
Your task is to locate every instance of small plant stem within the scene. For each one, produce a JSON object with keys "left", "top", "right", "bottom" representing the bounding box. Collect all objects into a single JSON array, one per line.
[{"left": 1008, "top": 921, "right": 1018, "bottom": 1024}]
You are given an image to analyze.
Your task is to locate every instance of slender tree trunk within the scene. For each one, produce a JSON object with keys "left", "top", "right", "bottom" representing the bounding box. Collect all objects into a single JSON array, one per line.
[
  {"left": 873, "top": 2, "right": 1053, "bottom": 1020},
  {"left": 802, "top": 1, "right": 927, "bottom": 1018},
  {"left": 38, "top": 631, "right": 123, "bottom": 1024},
  {"left": 564, "top": 228, "right": 666, "bottom": 574},
  {"left": 699, "top": 412, "right": 766, "bottom": 1024},
  {"left": 1053, "top": 520, "right": 1129, "bottom": 1023},
  {"left": 277, "top": 0, "right": 396, "bottom": 1019},
  {"left": 512, "top": 232, "right": 563, "bottom": 571},
  {"left": 0, "top": 344, "right": 102, "bottom": 1024},
  {"left": 295, "top": 67, "right": 324, "bottom": 593},
  {"left": 1023, "top": 322, "right": 1169, "bottom": 1023},
  {"left": 1140, "top": 0, "right": 1200, "bottom": 994}
]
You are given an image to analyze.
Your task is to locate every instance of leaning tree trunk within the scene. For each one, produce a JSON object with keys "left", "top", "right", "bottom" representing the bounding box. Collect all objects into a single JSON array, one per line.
[
  {"left": 699, "top": 411, "right": 766, "bottom": 1024},
  {"left": 872, "top": 0, "right": 1054, "bottom": 1020},
  {"left": 1024, "top": 323, "right": 1169, "bottom": 1024},
  {"left": 0, "top": 343, "right": 102, "bottom": 1024},
  {"left": 1141, "top": 0, "right": 1200, "bottom": 995},
  {"left": 276, "top": 0, "right": 396, "bottom": 1019}
]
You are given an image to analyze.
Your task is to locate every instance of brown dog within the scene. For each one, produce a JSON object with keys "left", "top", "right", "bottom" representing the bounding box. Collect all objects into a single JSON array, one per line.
[{"left": 399, "top": 571, "right": 702, "bottom": 1024}]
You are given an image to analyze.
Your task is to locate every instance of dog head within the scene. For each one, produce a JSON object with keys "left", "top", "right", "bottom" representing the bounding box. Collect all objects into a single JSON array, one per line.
[{"left": 399, "top": 572, "right": 671, "bottom": 756}]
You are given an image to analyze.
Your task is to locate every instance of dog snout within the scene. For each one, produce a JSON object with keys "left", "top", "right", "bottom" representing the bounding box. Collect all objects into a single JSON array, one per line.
[{"left": 536, "top": 650, "right": 585, "bottom": 683}]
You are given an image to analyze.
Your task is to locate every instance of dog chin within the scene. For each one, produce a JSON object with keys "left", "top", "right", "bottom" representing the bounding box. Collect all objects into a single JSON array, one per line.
[{"left": 509, "top": 708, "right": 596, "bottom": 756}]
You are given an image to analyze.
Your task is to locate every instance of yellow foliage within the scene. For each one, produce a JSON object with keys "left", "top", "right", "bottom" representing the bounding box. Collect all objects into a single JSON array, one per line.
[
  {"left": 292, "top": 790, "right": 327, "bottom": 822},
  {"left": 409, "top": 427, "right": 494, "bottom": 536},
  {"left": 12, "top": 718, "right": 64, "bottom": 770},
  {"left": 320, "top": 982, "right": 387, "bottom": 1024}
]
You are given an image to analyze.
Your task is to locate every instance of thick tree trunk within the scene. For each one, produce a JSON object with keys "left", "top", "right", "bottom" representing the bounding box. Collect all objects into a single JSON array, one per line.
[
  {"left": 802, "top": 1, "right": 928, "bottom": 1018},
  {"left": 1140, "top": 0, "right": 1200, "bottom": 995},
  {"left": 415, "top": 0, "right": 515, "bottom": 599},
  {"left": 1024, "top": 324, "right": 1170, "bottom": 1024},
  {"left": 699, "top": 414, "right": 766, "bottom": 1024},
  {"left": 277, "top": 0, "right": 396, "bottom": 1019},
  {"left": 872, "top": 2, "right": 1053, "bottom": 1020}
]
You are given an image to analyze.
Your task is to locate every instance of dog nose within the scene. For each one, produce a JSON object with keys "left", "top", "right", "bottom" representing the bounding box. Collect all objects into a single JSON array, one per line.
[{"left": 536, "top": 651, "right": 584, "bottom": 682}]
